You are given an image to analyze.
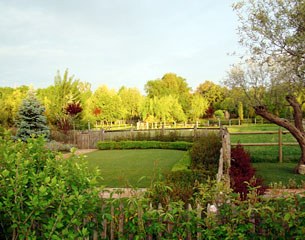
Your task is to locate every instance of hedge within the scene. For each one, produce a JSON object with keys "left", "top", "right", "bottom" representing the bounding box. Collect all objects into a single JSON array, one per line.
[{"left": 96, "top": 140, "right": 193, "bottom": 151}]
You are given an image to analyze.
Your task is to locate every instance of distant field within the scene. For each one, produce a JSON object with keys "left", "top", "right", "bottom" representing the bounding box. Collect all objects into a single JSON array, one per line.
[
  {"left": 228, "top": 124, "right": 300, "bottom": 163},
  {"left": 84, "top": 149, "right": 186, "bottom": 187}
]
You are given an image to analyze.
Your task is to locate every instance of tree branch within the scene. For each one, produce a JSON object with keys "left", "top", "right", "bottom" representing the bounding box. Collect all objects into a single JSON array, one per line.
[
  {"left": 253, "top": 105, "right": 305, "bottom": 144},
  {"left": 286, "top": 95, "right": 304, "bottom": 132}
]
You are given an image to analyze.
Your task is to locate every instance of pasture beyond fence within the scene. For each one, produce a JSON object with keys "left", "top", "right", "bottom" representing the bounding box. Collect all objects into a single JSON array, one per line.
[{"left": 230, "top": 129, "right": 299, "bottom": 163}]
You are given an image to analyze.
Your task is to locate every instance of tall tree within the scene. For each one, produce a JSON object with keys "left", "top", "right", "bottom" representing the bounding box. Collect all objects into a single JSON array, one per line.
[
  {"left": 37, "top": 69, "right": 85, "bottom": 130},
  {"left": 196, "top": 81, "right": 225, "bottom": 107},
  {"left": 231, "top": 0, "right": 305, "bottom": 173},
  {"left": 0, "top": 86, "right": 29, "bottom": 127},
  {"left": 84, "top": 85, "right": 123, "bottom": 125},
  {"left": 118, "top": 87, "right": 143, "bottom": 122},
  {"left": 145, "top": 73, "right": 192, "bottom": 114},
  {"left": 189, "top": 94, "right": 209, "bottom": 121},
  {"left": 15, "top": 90, "right": 50, "bottom": 141}
]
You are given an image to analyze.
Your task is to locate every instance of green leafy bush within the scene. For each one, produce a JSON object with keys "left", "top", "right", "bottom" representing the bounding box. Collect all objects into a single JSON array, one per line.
[
  {"left": 97, "top": 140, "right": 193, "bottom": 150},
  {"left": 0, "top": 136, "right": 102, "bottom": 239},
  {"left": 190, "top": 132, "right": 221, "bottom": 173}
]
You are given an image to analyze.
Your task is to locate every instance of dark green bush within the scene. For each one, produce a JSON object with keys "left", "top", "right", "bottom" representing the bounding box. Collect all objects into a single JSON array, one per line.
[
  {"left": 97, "top": 140, "right": 193, "bottom": 150},
  {"left": 190, "top": 132, "right": 222, "bottom": 172}
]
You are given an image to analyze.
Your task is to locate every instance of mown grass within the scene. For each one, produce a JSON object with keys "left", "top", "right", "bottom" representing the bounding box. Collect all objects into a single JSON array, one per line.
[
  {"left": 253, "top": 163, "right": 305, "bottom": 187},
  {"left": 228, "top": 124, "right": 300, "bottom": 163},
  {"left": 84, "top": 149, "right": 186, "bottom": 187}
]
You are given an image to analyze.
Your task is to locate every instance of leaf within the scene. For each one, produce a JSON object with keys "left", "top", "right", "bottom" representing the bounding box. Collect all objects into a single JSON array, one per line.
[
  {"left": 2, "top": 169, "right": 9, "bottom": 177},
  {"left": 45, "top": 176, "right": 51, "bottom": 183},
  {"left": 284, "top": 213, "right": 290, "bottom": 221},
  {"left": 68, "top": 208, "right": 74, "bottom": 216},
  {"left": 39, "top": 185, "right": 46, "bottom": 194}
]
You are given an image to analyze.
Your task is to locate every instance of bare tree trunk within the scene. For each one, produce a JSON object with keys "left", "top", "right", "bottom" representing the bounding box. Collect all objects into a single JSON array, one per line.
[{"left": 254, "top": 95, "right": 305, "bottom": 173}]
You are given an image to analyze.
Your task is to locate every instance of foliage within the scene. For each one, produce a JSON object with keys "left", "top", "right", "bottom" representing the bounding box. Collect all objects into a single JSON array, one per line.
[
  {"left": 164, "top": 170, "right": 213, "bottom": 204},
  {"left": 140, "top": 95, "right": 186, "bottom": 123},
  {"left": 214, "top": 109, "right": 225, "bottom": 119},
  {"left": 37, "top": 69, "right": 83, "bottom": 127},
  {"left": 45, "top": 140, "right": 75, "bottom": 152},
  {"left": 98, "top": 180, "right": 305, "bottom": 239},
  {"left": 196, "top": 80, "right": 226, "bottom": 110},
  {"left": 230, "top": 144, "right": 266, "bottom": 200},
  {"left": 0, "top": 86, "right": 29, "bottom": 127},
  {"left": 189, "top": 94, "right": 209, "bottom": 121},
  {"left": 190, "top": 132, "right": 221, "bottom": 172},
  {"left": 145, "top": 73, "right": 192, "bottom": 114},
  {"left": 118, "top": 86, "right": 143, "bottom": 122},
  {"left": 238, "top": 101, "right": 244, "bottom": 120},
  {"left": 15, "top": 91, "right": 50, "bottom": 141},
  {"left": 84, "top": 85, "right": 124, "bottom": 125},
  {"left": 97, "top": 140, "right": 192, "bottom": 151},
  {"left": 231, "top": 0, "right": 305, "bottom": 169},
  {"left": 0, "top": 136, "right": 102, "bottom": 239},
  {"left": 65, "top": 102, "right": 83, "bottom": 116}
]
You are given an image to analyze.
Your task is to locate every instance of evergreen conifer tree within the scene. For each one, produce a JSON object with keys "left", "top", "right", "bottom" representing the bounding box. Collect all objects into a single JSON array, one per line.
[{"left": 16, "top": 91, "right": 50, "bottom": 141}]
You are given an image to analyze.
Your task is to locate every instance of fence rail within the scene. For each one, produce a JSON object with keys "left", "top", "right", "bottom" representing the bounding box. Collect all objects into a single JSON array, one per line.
[{"left": 230, "top": 129, "right": 299, "bottom": 163}]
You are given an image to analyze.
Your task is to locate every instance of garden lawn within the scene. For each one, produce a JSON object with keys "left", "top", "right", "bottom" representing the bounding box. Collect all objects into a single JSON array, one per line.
[
  {"left": 84, "top": 149, "right": 186, "bottom": 187},
  {"left": 253, "top": 162, "right": 305, "bottom": 187}
]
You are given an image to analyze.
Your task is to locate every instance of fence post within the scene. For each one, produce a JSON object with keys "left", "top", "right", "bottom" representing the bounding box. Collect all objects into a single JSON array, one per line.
[
  {"left": 187, "top": 204, "right": 192, "bottom": 240},
  {"left": 197, "top": 204, "right": 202, "bottom": 240},
  {"left": 110, "top": 205, "right": 114, "bottom": 240},
  {"left": 278, "top": 128, "right": 283, "bottom": 163},
  {"left": 118, "top": 203, "right": 124, "bottom": 238},
  {"left": 221, "top": 127, "right": 231, "bottom": 186}
]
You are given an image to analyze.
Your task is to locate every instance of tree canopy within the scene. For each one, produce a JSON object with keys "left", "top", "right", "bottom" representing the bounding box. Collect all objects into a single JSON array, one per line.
[{"left": 230, "top": 0, "right": 305, "bottom": 172}]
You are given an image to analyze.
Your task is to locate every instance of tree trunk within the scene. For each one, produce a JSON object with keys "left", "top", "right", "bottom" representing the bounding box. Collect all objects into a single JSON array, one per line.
[{"left": 254, "top": 95, "right": 305, "bottom": 174}]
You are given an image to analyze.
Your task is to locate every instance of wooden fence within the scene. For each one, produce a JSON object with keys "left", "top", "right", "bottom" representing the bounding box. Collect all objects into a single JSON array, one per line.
[
  {"left": 230, "top": 129, "right": 299, "bottom": 163},
  {"left": 51, "top": 127, "right": 220, "bottom": 149},
  {"left": 87, "top": 201, "right": 210, "bottom": 240}
]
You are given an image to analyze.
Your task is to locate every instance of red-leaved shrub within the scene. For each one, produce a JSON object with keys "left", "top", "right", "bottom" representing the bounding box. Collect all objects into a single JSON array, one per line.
[{"left": 230, "top": 144, "right": 266, "bottom": 200}]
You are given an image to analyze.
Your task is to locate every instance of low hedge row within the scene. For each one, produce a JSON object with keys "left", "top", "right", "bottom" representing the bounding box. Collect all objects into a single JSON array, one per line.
[{"left": 96, "top": 140, "right": 193, "bottom": 151}]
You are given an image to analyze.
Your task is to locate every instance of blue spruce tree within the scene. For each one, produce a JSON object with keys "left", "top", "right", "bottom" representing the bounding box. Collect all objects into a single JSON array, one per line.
[{"left": 16, "top": 91, "right": 50, "bottom": 141}]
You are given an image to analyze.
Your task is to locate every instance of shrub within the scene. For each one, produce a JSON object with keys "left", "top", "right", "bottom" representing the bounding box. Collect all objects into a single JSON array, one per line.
[
  {"left": 214, "top": 109, "right": 225, "bottom": 119},
  {"left": 0, "top": 136, "right": 102, "bottom": 239},
  {"left": 190, "top": 132, "right": 221, "bottom": 173},
  {"left": 230, "top": 144, "right": 266, "bottom": 200},
  {"left": 97, "top": 140, "right": 193, "bottom": 150},
  {"left": 45, "top": 140, "right": 75, "bottom": 152},
  {"left": 165, "top": 169, "right": 212, "bottom": 204},
  {"left": 15, "top": 91, "right": 50, "bottom": 141}
]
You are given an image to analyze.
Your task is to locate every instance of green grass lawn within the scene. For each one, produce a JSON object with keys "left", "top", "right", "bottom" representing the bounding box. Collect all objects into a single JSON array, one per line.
[
  {"left": 84, "top": 149, "right": 186, "bottom": 187},
  {"left": 228, "top": 124, "right": 300, "bottom": 163},
  {"left": 253, "top": 162, "right": 305, "bottom": 187}
]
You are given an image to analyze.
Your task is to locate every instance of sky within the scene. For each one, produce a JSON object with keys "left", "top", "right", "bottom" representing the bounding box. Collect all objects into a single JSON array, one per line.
[{"left": 0, "top": 0, "right": 240, "bottom": 93}]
